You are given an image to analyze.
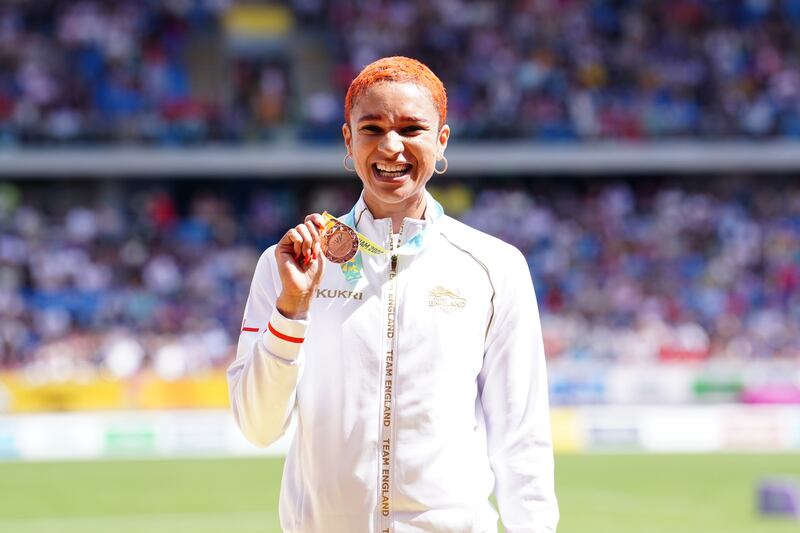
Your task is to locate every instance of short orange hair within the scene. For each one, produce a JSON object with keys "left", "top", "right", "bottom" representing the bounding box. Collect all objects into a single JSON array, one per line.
[{"left": 344, "top": 56, "right": 447, "bottom": 127}]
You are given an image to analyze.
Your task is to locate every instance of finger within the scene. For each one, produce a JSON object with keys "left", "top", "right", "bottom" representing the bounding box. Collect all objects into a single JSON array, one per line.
[
  {"left": 304, "top": 213, "right": 326, "bottom": 229},
  {"left": 304, "top": 220, "right": 322, "bottom": 258},
  {"left": 304, "top": 220, "right": 321, "bottom": 240},
  {"left": 295, "top": 223, "right": 314, "bottom": 260},
  {"left": 285, "top": 228, "right": 303, "bottom": 259}
]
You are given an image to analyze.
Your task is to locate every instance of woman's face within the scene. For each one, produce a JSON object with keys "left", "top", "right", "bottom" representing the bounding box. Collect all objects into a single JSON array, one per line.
[{"left": 342, "top": 82, "right": 450, "bottom": 218}]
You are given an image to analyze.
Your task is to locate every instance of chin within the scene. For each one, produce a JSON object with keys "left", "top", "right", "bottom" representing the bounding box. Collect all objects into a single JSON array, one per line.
[
  {"left": 372, "top": 187, "right": 416, "bottom": 204},
  {"left": 364, "top": 183, "right": 425, "bottom": 210}
]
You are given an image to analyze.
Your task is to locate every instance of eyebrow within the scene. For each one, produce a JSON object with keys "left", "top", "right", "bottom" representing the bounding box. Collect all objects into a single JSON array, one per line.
[{"left": 357, "top": 114, "right": 429, "bottom": 123}]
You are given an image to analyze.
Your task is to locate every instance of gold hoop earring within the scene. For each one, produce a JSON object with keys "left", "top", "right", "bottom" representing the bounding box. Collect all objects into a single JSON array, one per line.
[
  {"left": 343, "top": 154, "right": 356, "bottom": 172},
  {"left": 434, "top": 156, "right": 448, "bottom": 175}
]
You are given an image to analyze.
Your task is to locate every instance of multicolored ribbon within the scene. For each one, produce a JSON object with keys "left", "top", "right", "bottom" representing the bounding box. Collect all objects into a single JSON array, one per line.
[{"left": 322, "top": 198, "right": 444, "bottom": 282}]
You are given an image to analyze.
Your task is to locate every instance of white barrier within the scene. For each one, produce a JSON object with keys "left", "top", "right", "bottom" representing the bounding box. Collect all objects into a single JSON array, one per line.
[
  {"left": 0, "top": 405, "right": 798, "bottom": 462},
  {"left": 0, "top": 410, "right": 293, "bottom": 462},
  {"left": 553, "top": 405, "right": 800, "bottom": 453}
]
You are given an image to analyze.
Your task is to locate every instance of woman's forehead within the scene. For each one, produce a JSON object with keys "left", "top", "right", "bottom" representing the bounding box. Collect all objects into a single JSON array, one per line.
[{"left": 351, "top": 81, "right": 438, "bottom": 122}]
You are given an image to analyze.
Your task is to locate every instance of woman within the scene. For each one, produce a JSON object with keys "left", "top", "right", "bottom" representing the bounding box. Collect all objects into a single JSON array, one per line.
[{"left": 228, "top": 56, "right": 559, "bottom": 533}]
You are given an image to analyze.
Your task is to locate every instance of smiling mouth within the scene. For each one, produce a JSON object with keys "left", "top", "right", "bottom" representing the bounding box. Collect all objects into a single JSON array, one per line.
[{"left": 373, "top": 162, "right": 412, "bottom": 179}]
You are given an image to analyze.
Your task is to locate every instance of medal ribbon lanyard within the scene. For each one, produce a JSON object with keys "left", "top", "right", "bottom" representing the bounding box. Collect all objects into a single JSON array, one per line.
[{"left": 321, "top": 199, "right": 444, "bottom": 281}]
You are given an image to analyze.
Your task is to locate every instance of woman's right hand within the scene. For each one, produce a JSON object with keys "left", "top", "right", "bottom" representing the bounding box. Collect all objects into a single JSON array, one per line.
[{"left": 274, "top": 214, "right": 327, "bottom": 319}]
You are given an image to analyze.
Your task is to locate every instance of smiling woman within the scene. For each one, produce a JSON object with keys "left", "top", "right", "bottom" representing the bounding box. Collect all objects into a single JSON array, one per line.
[
  {"left": 227, "top": 56, "right": 559, "bottom": 533},
  {"left": 342, "top": 79, "right": 450, "bottom": 229}
]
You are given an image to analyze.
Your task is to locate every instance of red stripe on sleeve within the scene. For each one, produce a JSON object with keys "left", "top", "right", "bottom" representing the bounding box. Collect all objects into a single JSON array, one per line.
[
  {"left": 241, "top": 327, "right": 259, "bottom": 332},
  {"left": 268, "top": 322, "right": 304, "bottom": 344}
]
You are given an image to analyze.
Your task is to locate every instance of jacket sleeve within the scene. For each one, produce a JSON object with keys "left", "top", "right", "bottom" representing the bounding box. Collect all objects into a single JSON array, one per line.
[
  {"left": 226, "top": 247, "right": 309, "bottom": 448},
  {"left": 479, "top": 248, "right": 559, "bottom": 533}
]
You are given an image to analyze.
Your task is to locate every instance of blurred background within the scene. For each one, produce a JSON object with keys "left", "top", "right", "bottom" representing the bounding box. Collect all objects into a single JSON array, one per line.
[{"left": 0, "top": 1, "right": 799, "bottom": 532}]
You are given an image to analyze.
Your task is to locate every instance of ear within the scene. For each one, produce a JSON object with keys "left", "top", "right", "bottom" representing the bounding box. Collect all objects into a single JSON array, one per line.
[
  {"left": 437, "top": 124, "right": 451, "bottom": 155},
  {"left": 342, "top": 123, "right": 353, "bottom": 155}
]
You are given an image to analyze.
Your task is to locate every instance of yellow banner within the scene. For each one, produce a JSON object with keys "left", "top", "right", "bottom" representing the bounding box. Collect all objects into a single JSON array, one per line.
[
  {"left": 0, "top": 373, "right": 125, "bottom": 412},
  {"left": 550, "top": 408, "right": 586, "bottom": 453},
  {"left": 0, "top": 371, "right": 230, "bottom": 412}
]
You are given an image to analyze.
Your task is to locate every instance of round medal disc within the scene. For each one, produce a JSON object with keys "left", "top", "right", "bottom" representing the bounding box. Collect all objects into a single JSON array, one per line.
[{"left": 322, "top": 223, "right": 359, "bottom": 263}]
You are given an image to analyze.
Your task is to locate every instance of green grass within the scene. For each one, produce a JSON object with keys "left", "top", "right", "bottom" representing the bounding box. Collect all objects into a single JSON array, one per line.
[{"left": 0, "top": 454, "right": 798, "bottom": 532}]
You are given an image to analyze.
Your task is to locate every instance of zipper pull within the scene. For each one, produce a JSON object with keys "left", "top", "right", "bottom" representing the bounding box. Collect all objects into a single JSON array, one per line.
[{"left": 390, "top": 255, "right": 398, "bottom": 273}]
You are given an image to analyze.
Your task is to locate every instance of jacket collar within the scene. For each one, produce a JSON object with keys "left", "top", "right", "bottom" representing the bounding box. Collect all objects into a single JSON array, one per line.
[{"left": 346, "top": 190, "right": 443, "bottom": 250}]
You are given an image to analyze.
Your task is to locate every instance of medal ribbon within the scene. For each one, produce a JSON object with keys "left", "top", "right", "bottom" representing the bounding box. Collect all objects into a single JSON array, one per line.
[
  {"left": 322, "top": 198, "right": 444, "bottom": 281},
  {"left": 321, "top": 212, "right": 390, "bottom": 256}
]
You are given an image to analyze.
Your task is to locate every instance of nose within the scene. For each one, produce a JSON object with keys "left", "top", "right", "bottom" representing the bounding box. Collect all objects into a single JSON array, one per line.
[{"left": 378, "top": 130, "right": 404, "bottom": 155}]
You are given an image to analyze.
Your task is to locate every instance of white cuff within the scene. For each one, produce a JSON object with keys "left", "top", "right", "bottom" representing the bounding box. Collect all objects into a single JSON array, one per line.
[{"left": 261, "top": 308, "right": 309, "bottom": 361}]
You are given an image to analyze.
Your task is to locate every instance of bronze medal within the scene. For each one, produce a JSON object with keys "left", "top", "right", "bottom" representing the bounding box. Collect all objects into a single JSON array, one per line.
[{"left": 322, "top": 223, "right": 359, "bottom": 263}]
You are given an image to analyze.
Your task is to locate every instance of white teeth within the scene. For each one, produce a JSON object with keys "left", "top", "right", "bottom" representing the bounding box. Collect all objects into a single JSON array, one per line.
[{"left": 376, "top": 163, "right": 411, "bottom": 172}]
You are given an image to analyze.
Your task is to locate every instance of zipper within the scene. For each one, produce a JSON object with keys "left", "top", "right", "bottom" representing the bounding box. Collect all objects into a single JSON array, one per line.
[{"left": 378, "top": 221, "right": 403, "bottom": 533}]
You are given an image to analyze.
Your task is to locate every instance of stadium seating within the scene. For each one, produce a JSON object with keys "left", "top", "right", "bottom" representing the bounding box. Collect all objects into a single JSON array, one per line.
[
  {"left": 2, "top": 0, "right": 800, "bottom": 144},
  {"left": 0, "top": 178, "right": 797, "bottom": 399}
]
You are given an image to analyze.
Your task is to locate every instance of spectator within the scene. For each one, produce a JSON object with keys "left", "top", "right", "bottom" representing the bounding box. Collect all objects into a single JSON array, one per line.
[
  {"left": 2, "top": 1, "right": 800, "bottom": 144},
  {"left": 0, "top": 178, "right": 797, "bottom": 383}
]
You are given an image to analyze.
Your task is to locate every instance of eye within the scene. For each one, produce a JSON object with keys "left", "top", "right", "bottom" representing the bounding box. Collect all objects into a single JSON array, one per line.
[
  {"left": 402, "top": 126, "right": 425, "bottom": 134},
  {"left": 361, "top": 125, "right": 382, "bottom": 133}
]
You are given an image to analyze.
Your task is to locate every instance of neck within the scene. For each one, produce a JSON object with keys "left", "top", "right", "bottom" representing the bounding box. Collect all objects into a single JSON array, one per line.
[{"left": 363, "top": 191, "right": 427, "bottom": 232}]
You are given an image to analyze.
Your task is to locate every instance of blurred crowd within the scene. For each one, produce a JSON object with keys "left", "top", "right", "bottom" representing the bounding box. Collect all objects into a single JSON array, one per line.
[
  {"left": 0, "top": 178, "right": 797, "bottom": 382},
  {"left": 2, "top": 0, "right": 800, "bottom": 143},
  {"left": 460, "top": 180, "right": 800, "bottom": 366},
  {"left": 320, "top": 0, "right": 800, "bottom": 140},
  {"left": 0, "top": 0, "right": 289, "bottom": 144},
  {"left": 0, "top": 180, "right": 311, "bottom": 381}
]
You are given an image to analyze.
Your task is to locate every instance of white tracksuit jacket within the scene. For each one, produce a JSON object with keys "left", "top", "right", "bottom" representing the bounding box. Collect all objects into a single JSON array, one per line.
[{"left": 227, "top": 192, "right": 559, "bottom": 533}]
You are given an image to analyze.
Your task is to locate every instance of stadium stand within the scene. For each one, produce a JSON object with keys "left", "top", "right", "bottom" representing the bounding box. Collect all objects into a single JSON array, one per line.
[
  {"left": 1, "top": 1, "right": 798, "bottom": 406},
  {"left": 0, "top": 178, "right": 797, "bottom": 393},
  {"left": 1, "top": 0, "right": 800, "bottom": 144}
]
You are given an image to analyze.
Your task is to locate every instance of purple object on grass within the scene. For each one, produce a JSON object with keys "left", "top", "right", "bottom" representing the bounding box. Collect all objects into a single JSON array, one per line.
[{"left": 758, "top": 478, "right": 800, "bottom": 519}]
